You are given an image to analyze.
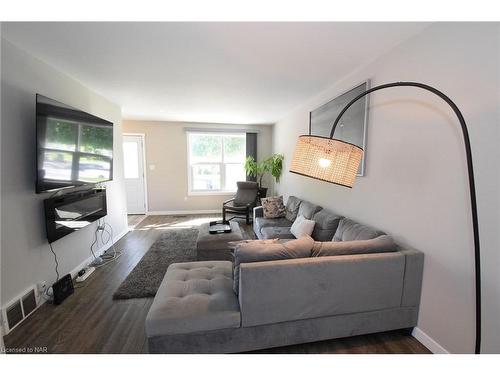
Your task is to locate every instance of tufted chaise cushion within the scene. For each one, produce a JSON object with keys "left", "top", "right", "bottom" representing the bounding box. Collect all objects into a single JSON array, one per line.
[{"left": 145, "top": 261, "right": 241, "bottom": 337}]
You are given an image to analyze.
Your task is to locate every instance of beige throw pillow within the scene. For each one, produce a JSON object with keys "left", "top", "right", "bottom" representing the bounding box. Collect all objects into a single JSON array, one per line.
[{"left": 227, "top": 238, "right": 279, "bottom": 249}]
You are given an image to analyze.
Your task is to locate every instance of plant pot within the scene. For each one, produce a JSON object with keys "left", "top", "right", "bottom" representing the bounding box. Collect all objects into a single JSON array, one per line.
[{"left": 258, "top": 187, "right": 268, "bottom": 200}]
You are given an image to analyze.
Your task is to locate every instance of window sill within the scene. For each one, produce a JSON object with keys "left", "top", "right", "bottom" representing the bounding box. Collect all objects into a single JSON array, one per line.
[{"left": 188, "top": 190, "right": 236, "bottom": 196}]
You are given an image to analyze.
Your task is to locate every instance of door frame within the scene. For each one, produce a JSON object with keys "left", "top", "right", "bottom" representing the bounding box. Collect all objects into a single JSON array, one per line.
[{"left": 123, "top": 133, "right": 149, "bottom": 214}]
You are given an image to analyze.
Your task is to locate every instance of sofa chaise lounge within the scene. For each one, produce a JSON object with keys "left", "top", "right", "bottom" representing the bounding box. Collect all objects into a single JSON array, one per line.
[{"left": 145, "top": 196, "right": 424, "bottom": 353}]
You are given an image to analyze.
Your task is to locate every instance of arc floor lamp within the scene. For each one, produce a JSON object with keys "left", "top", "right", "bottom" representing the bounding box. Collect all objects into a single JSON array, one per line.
[{"left": 290, "top": 82, "right": 481, "bottom": 354}]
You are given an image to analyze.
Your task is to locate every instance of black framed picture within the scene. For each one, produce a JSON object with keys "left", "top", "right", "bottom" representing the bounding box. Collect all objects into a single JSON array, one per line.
[{"left": 309, "top": 81, "right": 369, "bottom": 176}]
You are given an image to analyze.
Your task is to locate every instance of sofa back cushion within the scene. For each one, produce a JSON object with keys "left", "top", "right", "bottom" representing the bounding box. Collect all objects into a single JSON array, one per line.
[
  {"left": 333, "top": 217, "right": 385, "bottom": 242},
  {"left": 311, "top": 209, "right": 343, "bottom": 241},
  {"left": 233, "top": 236, "right": 314, "bottom": 294},
  {"left": 312, "top": 235, "right": 397, "bottom": 257},
  {"left": 298, "top": 200, "right": 322, "bottom": 220},
  {"left": 285, "top": 196, "right": 302, "bottom": 221}
]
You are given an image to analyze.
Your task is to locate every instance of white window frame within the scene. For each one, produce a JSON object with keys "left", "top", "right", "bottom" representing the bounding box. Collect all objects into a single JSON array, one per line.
[
  {"left": 43, "top": 117, "right": 113, "bottom": 183},
  {"left": 187, "top": 131, "right": 246, "bottom": 196}
]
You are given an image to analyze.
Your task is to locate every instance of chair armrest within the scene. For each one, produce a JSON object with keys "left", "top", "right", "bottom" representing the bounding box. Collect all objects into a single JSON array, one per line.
[
  {"left": 253, "top": 206, "right": 264, "bottom": 218},
  {"left": 223, "top": 198, "right": 235, "bottom": 205}
]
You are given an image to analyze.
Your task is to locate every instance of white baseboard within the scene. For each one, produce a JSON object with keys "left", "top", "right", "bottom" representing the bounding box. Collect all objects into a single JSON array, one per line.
[
  {"left": 147, "top": 209, "right": 221, "bottom": 215},
  {"left": 412, "top": 327, "right": 450, "bottom": 354},
  {"left": 68, "top": 227, "right": 130, "bottom": 279}
]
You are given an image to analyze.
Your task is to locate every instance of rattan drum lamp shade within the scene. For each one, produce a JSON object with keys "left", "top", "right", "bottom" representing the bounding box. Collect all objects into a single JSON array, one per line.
[
  {"left": 290, "top": 136, "right": 363, "bottom": 188},
  {"left": 288, "top": 81, "right": 482, "bottom": 354}
]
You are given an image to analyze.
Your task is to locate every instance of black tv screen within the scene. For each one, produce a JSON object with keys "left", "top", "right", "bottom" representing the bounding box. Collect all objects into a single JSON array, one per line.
[{"left": 36, "top": 95, "right": 114, "bottom": 193}]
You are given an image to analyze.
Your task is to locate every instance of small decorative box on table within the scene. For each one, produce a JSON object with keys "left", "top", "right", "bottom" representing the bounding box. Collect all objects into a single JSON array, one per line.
[
  {"left": 208, "top": 220, "right": 232, "bottom": 234},
  {"left": 196, "top": 221, "right": 243, "bottom": 261}
]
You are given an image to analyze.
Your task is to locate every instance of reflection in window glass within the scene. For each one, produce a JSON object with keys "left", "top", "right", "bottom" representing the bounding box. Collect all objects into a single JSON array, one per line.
[
  {"left": 123, "top": 141, "right": 139, "bottom": 179},
  {"left": 192, "top": 164, "right": 221, "bottom": 190},
  {"left": 45, "top": 119, "right": 77, "bottom": 151},
  {"left": 79, "top": 155, "right": 111, "bottom": 183},
  {"left": 80, "top": 125, "right": 113, "bottom": 157},
  {"left": 42, "top": 150, "right": 73, "bottom": 181}
]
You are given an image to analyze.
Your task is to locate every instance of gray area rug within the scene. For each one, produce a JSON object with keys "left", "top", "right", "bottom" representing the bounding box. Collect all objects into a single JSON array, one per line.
[{"left": 113, "top": 228, "right": 198, "bottom": 300}]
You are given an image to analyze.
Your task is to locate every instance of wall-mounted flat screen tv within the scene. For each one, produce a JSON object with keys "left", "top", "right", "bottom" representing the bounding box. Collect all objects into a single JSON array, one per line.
[{"left": 36, "top": 95, "right": 114, "bottom": 193}]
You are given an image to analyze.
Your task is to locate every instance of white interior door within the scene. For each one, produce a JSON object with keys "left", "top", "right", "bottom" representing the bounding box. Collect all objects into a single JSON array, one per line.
[{"left": 123, "top": 134, "right": 146, "bottom": 214}]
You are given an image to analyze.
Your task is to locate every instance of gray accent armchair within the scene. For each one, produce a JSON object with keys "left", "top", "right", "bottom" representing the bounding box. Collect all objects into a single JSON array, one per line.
[{"left": 223, "top": 181, "right": 259, "bottom": 224}]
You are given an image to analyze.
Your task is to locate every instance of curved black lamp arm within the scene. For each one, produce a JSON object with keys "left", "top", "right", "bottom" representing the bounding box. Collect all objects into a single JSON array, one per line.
[{"left": 329, "top": 82, "right": 481, "bottom": 354}]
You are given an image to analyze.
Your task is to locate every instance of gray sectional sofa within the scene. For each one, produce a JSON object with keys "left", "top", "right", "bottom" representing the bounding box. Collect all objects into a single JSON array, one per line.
[
  {"left": 145, "top": 196, "right": 424, "bottom": 353},
  {"left": 253, "top": 195, "right": 346, "bottom": 241}
]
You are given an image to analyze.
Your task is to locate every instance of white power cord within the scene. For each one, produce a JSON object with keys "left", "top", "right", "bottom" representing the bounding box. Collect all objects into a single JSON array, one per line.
[{"left": 89, "top": 219, "right": 122, "bottom": 268}]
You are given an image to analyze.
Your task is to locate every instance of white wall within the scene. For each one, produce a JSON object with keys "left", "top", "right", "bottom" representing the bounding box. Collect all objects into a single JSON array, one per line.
[
  {"left": 273, "top": 23, "right": 500, "bottom": 353},
  {"left": 0, "top": 38, "right": 128, "bottom": 308},
  {"left": 0, "top": 26, "right": 5, "bottom": 353},
  {"left": 123, "top": 120, "right": 274, "bottom": 213}
]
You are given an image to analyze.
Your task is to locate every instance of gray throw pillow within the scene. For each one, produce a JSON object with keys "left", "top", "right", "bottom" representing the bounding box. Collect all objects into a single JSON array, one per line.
[
  {"left": 261, "top": 196, "right": 286, "bottom": 218},
  {"left": 233, "top": 236, "right": 314, "bottom": 294},
  {"left": 311, "top": 235, "right": 397, "bottom": 257},
  {"left": 285, "top": 196, "right": 302, "bottom": 221}
]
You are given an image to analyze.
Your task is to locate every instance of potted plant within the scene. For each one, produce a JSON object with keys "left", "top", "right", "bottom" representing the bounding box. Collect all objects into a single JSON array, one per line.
[{"left": 244, "top": 153, "right": 284, "bottom": 199}]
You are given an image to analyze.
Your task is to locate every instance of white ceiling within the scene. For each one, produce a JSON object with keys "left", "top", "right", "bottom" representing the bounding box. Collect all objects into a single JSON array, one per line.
[{"left": 2, "top": 22, "right": 430, "bottom": 124}]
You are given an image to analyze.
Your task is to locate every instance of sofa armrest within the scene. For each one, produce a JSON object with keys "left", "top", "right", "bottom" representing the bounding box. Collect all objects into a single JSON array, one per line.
[
  {"left": 238, "top": 252, "right": 406, "bottom": 327},
  {"left": 253, "top": 206, "right": 264, "bottom": 219},
  {"left": 399, "top": 248, "right": 424, "bottom": 307}
]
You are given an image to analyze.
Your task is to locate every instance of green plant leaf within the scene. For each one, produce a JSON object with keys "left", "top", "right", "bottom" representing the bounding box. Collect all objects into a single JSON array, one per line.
[{"left": 244, "top": 153, "right": 284, "bottom": 187}]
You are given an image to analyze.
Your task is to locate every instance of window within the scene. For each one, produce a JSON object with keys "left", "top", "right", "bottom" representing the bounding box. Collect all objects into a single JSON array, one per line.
[
  {"left": 123, "top": 141, "right": 139, "bottom": 179},
  {"left": 188, "top": 132, "right": 246, "bottom": 194}
]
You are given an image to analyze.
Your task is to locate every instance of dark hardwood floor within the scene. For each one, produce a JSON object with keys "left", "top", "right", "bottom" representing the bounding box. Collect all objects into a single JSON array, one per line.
[
  {"left": 4, "top": 214, "right": 430, "bottom": 354},
  {"left": 127, "top": 214, "right": 147, "bottom": 228}
]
